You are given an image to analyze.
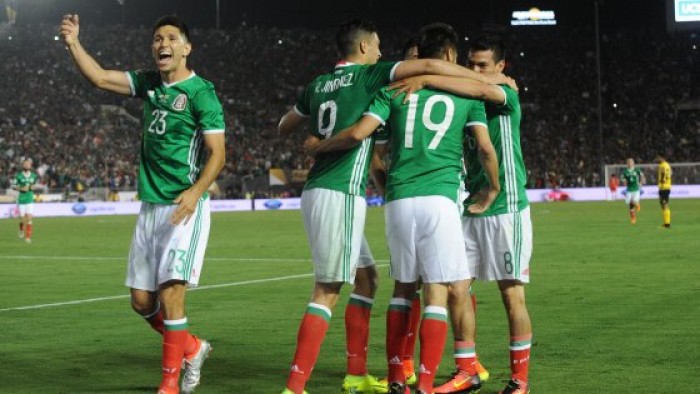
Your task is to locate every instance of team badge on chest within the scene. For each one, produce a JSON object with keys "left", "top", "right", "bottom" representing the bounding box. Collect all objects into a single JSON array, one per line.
[{"left": 172, "top": 94, "right": 188, "bottom": 111}]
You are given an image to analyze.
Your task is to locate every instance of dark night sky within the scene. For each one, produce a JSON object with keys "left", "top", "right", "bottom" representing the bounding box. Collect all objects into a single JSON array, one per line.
[{"left": 12, "top": 0, "right": 667, "bottom": 32}]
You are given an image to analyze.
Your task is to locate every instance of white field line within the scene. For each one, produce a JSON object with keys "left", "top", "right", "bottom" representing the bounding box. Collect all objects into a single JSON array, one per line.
[{"left": 0, "top": 256, "right": 389, "bottom": 313}]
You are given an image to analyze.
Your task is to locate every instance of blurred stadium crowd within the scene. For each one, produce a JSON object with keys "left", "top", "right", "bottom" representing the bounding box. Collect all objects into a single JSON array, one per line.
[{"left": 0, "top": 23, "right": 698, "bottom": 198}]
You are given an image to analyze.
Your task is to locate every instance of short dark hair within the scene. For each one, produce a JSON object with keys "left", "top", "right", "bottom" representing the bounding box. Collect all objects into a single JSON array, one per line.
[
  {"left": 401, "top": 36, "right": 418, "bottom": 58},
  {"left": 152, "top": 15, "right": 190, "bottom": 42},
  {"left": 416, "top": 23, "right": 459, "bottom": 59},
  {"left": 470, "top": 35, "right": 506, "bottom": 62},
  {"left": 336, "top": 19, "right": 378, "bottom": 58}
]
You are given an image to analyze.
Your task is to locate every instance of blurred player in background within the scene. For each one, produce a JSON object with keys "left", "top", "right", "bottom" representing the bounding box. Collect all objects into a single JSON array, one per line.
[
  {"left": 621, "top": 158, "right": 644, "bottom": 224},
  {"left": 13, "top": 158, "right": 38, "bottom": 243},
  {"left": 278, "top": 18, "right": 509, "bottom": 394},
  {"left": 305, "top": 23, "right": 501, "bottom": 394},
  {"left": 60, "top": 14, "right": 225, "bottom": 394},
  {"left": 608, "top": 174, "right": 619, "bottom": 201},
  {"left": 656, "top": 153, "right": 672, "bottom": 228}
]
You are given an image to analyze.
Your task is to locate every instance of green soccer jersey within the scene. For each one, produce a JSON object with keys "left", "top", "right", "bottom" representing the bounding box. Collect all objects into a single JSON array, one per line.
[
  {"left": 295, "top": 61, "right": 399, "bottom": 195},
  {"left": 14, "top": 171, "right": 38, "bottom": 204},
  {"left": 464, "top": 85, "right": 529, "bottom": 217},
  {"left": 127, "top": 71, "right": 225, "bottom": 204},
  {"left": 369, "top": 87, "right": 487, "bottom": 202},
  {"left": 622, "top": 167, "right": 642, "bottom": 192}
]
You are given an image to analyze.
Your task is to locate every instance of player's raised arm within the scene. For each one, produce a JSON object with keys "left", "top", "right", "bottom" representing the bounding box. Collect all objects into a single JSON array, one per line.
[
  {"left": 304, "top": 115, "right": 381, "bottom": 156},
  {"left": 393, "top": 59, "right": 516, "bottom": 89},
  {"left": 389, "top": 75, "right": 508, "bottom": 105},
  {"left": 467, "top": 124, "right": 501, "bottom": 214},
  {"left": 60, "top": 14, "right": 131, "bottom": 95}
]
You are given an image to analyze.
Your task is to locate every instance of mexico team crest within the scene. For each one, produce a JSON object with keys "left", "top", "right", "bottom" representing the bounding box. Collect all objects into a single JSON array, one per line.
[{"left": 172, "top": 94, "right": 188, "bottom": 111}]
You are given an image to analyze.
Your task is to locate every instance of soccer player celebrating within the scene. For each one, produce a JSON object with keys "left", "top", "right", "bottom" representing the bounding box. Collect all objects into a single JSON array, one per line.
[
  {"left": 306, "top": 23, "right": 501, "bottom": 394},
  {"left": 60, "top": 14, "right": 225, "bottom": 394},
  {"left": 13, "top": 158, "right": 38, "bottom": 243},
  {"left": 656, "top": 153, "right": 672, "bottom": 228},
  {"left": 621, "top": 158, "right": 644, "bottom": 224},
  {"left": 278, "top": 19, "right": 509, "bottom": 394},
  {"left": 390, "top": 35, "right": 534, "bottom": 394}
]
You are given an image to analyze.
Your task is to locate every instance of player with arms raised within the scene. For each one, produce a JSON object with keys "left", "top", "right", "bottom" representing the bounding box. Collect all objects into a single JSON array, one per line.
[
  {"left": 13, "top": 158, "right": 38, "bottom": 243},
  {"left": 60, "top": 14, "right": 225, "bottom": 394}
]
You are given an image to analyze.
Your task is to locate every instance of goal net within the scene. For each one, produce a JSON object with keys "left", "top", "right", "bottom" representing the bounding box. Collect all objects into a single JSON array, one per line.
[{"left": 604, "top": 162, "right": 700, "bottom": 186}]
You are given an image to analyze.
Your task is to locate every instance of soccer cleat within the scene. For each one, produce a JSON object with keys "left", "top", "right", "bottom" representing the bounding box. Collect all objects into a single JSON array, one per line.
[
  {"left": 499, "top": 379, "right": 529, "bottom": 394},
  {"left": 403, "top": 359, "right": 417, "bottom": 386},
  {"left": 433, "top": 369, "right": 482, "bottom": 394},
  {"left": 25, "top": 238, "right": 31, "bottom": 243},
  {"left": 636, "top": 203, "right": 641, "bottom": 212},
  {"left": 18, "top": 230, "right": 24, "bottom": 238},
  {"left": 388, "top": 382, "right": 410, "bottom": 394},
  {"left": 474, "top": 360, "right": 489, "bottom": 382},
  {"left": 281, "top": 389, "right": 309, "bottom": 394},
  {"left": 180, "top": 339, "right": 212, "bottom": 393},
  {"left": 342, "top": 373, "right": 388, "bottom": 393},
  {"left": 630, "top": 217, "right": 636, "bottom": 224}
]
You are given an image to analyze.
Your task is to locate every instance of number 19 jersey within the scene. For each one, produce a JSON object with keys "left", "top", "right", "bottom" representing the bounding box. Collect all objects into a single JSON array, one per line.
[
  {"left": 295, "top": 61, "right": 399, "bottom": 196},
  {"left": 127, "top": 70, "right": 225, "bottom": 204},
  {"left": 368, "top": 88, "right": 487, "bottom": 202}
]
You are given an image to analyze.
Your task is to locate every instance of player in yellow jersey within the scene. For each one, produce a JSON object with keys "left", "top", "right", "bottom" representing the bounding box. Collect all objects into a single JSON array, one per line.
[{"left": 656, "top": 153, "right": 672, "bottom": 228}]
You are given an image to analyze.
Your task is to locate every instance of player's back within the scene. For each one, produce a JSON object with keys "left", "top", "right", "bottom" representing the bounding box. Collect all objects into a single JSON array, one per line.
[
  {"left": 658, "top": 161, "right": 672, "bottom": 190},
  {"left": 297, "top": 61, "right": 397, "bottom": 195},
  {"left": 371, "top": 87, "right": 486, "bottom": 203}
]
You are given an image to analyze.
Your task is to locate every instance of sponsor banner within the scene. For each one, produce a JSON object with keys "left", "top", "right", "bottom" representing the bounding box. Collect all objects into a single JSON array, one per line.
[
  {"left": 254, "top": 198, "right": 302, "bottom": 211},
  {"left": 0, "top": 199, "right": 253, "bottom": 219},
  {"left": 511, "top": 7, "right": 557, "bottom": 26},
  {"left": 676, "top": 0, "right": 700, "bottom": 21},
  {"left": 210, "top": 199, "right": 252, "bottom": 212},
  {"left": 525, "top": 185, "right": 700, "bottom": 203}
]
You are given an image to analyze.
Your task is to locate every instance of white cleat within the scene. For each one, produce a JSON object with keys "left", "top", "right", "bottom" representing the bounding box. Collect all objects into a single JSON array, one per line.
[
  {"left": 25, "top": 238, "right": 31, "bottom": 243},
  {"left": 18, "top": 230, "right": 24, "bottom": 238},
  {"left": 181, "top": 339, "right": 212, "bottom": 393}
]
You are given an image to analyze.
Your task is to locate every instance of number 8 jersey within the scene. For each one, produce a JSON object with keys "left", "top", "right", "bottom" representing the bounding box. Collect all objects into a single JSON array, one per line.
[
  {"left": 294, "top": 61, "right": 399, "bottom": 196},
  {"left": 127, "top": 70, "right": 225, "bottom": 204}
]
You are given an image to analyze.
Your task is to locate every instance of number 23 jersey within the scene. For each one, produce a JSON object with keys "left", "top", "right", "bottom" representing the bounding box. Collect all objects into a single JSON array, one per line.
[{"left": 127, "top": 70, "right": 225, "bottom": 204}]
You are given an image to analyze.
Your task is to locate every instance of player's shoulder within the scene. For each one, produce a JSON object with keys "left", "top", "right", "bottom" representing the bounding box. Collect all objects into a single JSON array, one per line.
[
  {"left": 186, "top": 73, "right": 217, "bottom": 91},
  {"left": 131, "top": 69, "right": 161, "bottom": 83}
]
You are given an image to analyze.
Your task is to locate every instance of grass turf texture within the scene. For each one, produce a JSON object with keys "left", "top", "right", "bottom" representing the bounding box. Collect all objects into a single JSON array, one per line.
[{"left": 1, "top": 200, "right": 698, "bottom": 393}]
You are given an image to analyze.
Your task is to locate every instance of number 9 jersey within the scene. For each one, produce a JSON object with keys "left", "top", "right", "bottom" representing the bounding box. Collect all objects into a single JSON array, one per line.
[
  {"left": 294, "top": 61, "right": 399, "bottom": 196},
  {"left": 126, "top": 70, "right": 225, "bottom": 204}
]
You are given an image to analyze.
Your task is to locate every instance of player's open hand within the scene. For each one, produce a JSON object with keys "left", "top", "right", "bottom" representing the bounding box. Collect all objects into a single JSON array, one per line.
[
  {"left": 60, "top": 14, "right": 80, "bottom": 46},
  {"left": 388, "top": 76, "right": 428, "bottom": 103},
  {"left": 170, "top": 188, "right": 200, "bottom": 226},
  {"left": 466, "top": 186, "right": 499, "bottom": 215},
  {"left": 488, "top": 73, "right": 519, "bottom": 92}
]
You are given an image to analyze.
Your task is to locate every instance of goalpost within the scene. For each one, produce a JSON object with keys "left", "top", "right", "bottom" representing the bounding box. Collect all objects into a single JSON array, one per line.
[{"left": 604, "top": 162, "right": 700, "bottom": 188}]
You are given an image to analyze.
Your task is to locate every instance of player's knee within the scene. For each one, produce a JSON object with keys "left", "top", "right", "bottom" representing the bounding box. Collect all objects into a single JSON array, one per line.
[
  {"left": 130, "top": 297, "right": 155, "bottom": 315},
  {"left": 355, "top": 266, "right": 379, "bottom": 294}
]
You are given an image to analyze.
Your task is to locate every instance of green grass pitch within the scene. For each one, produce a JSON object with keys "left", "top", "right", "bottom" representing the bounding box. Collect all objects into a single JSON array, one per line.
[{"left": 1, "top": 200, "right": 698, "bottom": 393}]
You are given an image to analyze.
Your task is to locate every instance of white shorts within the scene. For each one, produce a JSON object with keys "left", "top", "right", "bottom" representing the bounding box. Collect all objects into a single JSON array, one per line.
[
  {"left": 301, "top": 188, "right": 367, "bottom": 284},
  {"left": 625, "top": 190, "right": 640, "bottom": 205},
  {"left": 18, "top": 203, "right": 34, "bottom": 216},
  {"left": 385, "top": 196, "right": 470, "bottom": 284},
  {"left": 126, "top": 198, "right": 211, "bottom": 291},
  {"left": 463, "top": 207, "right": 532, "bottom": 283}
]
